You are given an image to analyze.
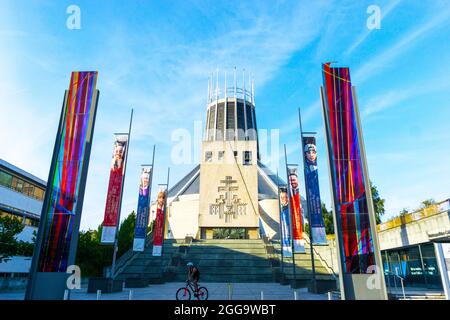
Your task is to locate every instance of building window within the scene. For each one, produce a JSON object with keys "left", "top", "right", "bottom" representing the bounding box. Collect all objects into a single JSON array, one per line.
[
  {"left": 233, "top": 151, "right": 238, "bottom": 157},
  {"left": 205, "top": 151, "right": 213, "bottom": 162},
  {"left": 11, "top": 176, "right": 23, "bottom": 193},
  {"left": 23, "top": 182, "right": 34, "bottom": 197},
  {"left": 0, "top": 170, "right": 13, "bottom": 188},
  {"left": 243, "top": 151, "right": 252, "bottom": 165},
  {"left": 34, "top": 188, "right": 45, "bottom": 201},
  {"left": 218, "top": 151, "right": 224, "bottom": 161}
]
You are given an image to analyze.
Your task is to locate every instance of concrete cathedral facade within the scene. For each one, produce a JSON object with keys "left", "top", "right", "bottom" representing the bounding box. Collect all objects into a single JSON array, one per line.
[{"left": 148, "top": 71, "right": 304, "bottom": 240}]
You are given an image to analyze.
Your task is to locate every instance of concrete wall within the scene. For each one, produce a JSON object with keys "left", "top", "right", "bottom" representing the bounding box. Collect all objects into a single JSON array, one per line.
[
  {"left": 0, "top": 185, "right": 42, "bottom": 215},
  {"left": 199, "top": 140, "right": 259, "bottom": 228},
  {"left": 166, "top": 194, "right": 199, "bottom": 239},
  {"left": 258, "top": 199, "right": 280, "bottom": 239},
  {"left": 378, "top": 209, "right": 450, "bottom": 250}
]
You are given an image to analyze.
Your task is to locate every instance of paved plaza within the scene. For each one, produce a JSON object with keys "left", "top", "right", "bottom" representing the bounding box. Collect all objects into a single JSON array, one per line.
[{"left": 0, "top": 282, "right": 328, "bottom": 300}]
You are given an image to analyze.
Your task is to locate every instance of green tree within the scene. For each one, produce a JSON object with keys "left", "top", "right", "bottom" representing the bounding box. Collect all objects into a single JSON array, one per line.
[
  {"left": 117, "top": 211, "right": 136, "bottom": 257},
  {"left": 0, "top": 215, "right": 25, "bottom": 262},
  {"left": 0, "top": 217, "right": 36, "bottom": 260},
  {"left": 370, "top": 182, "right": 385, "bottom": 224},
  {"left": 321, "top": 203, "right": 334, "bottom": 235},
  {"left": 75, "top": 211, "right": 137, "bottom": 277},
  {"left": 420, "top": 198, "right": 436, "bottom": 208},
  {"left": 399, "top": 208, "right": 409, "bottom": 217}
]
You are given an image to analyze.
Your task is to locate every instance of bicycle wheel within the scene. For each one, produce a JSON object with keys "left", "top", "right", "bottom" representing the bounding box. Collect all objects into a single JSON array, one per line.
[
  {"left": 197, "top": 287, "right": 208, "bottom": 300},
  {"left": 176, "top": 287, "right": 191, "bottom": 300}
]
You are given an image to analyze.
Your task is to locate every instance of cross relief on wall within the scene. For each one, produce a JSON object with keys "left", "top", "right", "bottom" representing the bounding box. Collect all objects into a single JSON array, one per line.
[{"left": 209, "top": 176, "right": 247, "bottom": 223}]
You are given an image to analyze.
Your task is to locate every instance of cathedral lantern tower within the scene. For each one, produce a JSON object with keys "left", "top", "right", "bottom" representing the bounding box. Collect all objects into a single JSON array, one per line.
[{"left": 198, "top": 68, "right": 260, "bottom": 239}]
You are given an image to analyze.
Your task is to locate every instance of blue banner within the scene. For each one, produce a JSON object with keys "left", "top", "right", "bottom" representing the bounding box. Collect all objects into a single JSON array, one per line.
[
  {"left": 279, "top": 186, "right": 292, "bottom": 257},
  {"left": 133, "top": 166, "right": 152, "bottom": 251},
  {"left": 302, "top": 136, "right": 327, "bottom": 245}
]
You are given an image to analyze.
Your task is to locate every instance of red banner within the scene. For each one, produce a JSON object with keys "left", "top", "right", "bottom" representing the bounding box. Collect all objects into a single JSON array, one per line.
[
  {"left": 287, "top": 165, "right": 305, "bottom": 253},
  {"left": 152, "top": 187, "right": 167, "bottom": 256},
  {"left": 101, "top": 134, "right": 128, "bottom": 244}
]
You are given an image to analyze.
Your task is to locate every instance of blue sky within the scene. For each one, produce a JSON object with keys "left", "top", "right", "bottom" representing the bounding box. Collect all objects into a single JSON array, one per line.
[{"left": 1, "top": 0, "right": 449, "bottom": 230}]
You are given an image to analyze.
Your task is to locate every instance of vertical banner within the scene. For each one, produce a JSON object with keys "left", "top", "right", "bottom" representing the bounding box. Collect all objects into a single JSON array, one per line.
[
  {"left": 152, "top": 186, "right": 167, "bottom": 256},
  {"left": 287, "top": 166, "right": 305, "bottom": 253},
  {"left": 37, "top": 71, "right": 99, "bottom": 272},
  {"left": 101, "top": 134, "right": 129, "bottom": 244},
  {"left": 133, "top": 166, "right": 152, "bottom": 251},
  {"left": 322, "top": 62, "right": 375, "bottom": 273},
  {"left": 302, "top": 136, "right": 327, "bottom": 245},
  {"left": 279, "top": 187, "right": 292, "bottom": 257}
]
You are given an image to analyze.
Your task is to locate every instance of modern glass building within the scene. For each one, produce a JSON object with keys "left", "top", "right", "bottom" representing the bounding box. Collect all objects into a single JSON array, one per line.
[
  {"left": 0, "top": 158, "right": 45, "bottom": 229},
  {"left": 382, "top": 243, "right": 443, "bottom": 290},
  {"left": 0, "top": 158, "right": 45, "bottom": 283}
]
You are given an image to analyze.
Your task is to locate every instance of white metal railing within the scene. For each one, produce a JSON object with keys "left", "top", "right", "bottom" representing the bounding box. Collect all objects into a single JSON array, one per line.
[
  {"left": 385, "top": 270, "right": 406, "bottom": 299},
  {"left": 208, "top": 86, "right": 254, "bottom": 104}
]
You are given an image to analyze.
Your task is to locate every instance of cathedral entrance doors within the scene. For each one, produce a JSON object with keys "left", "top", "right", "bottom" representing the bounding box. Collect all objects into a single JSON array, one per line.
[
  {"left": 200, "top": 227, "right": 259, "bottom": 239},
  {"left": 213, "top": 228, "right": 247, "bottom": 239}
]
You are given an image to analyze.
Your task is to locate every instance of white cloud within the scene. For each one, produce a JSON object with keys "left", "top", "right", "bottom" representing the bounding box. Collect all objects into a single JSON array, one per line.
[
  {"left": 353, "top": 8, "right": 450, "bottom": 84},
  {"left": 345, "top": 0, "right": 402, "bottom": 56}
]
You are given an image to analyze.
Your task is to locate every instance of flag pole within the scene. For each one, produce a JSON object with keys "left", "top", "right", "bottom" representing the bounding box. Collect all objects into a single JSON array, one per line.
[
  {"left": 111, "top": 108, "right": 133, "bottom": 279},
  {"left": 284, "top": 144, "right": 297, "bottom": 286},
  {"left": 276, "top": 169, "right": 284, "bottom": 276},
  {"left": 298, "top": 107, "right": 317, "bottom": 294}
]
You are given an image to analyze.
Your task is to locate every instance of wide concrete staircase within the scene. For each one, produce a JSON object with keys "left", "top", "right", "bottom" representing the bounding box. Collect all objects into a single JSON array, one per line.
[
  {"left": 113, "top": 237, "right": 336, "bottom": 291},
  {"left": 169, "top": 239, "right": 274, "bottom": 283},
  {"left": 270, "top": 238, "right": 337, "bottom": 292}
]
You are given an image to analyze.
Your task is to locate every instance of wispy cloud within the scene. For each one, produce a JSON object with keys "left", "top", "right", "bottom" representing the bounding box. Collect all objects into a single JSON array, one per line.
[
  {"left": 345, "top": 0, "right": 402, "bottom": 56},
  {"left": 353, "top": 8, "right": 450, "bottom": 83},
  {"left": 362, "top": 76, "right": 450, "bottom": 117}
]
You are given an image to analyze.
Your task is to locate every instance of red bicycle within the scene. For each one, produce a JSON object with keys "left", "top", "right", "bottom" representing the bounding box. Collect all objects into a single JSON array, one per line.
[{"left": 176, "top": 280, "right": 208, "bottom": 300}]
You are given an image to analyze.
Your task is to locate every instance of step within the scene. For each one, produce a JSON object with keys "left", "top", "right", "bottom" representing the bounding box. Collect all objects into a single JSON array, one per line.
[
  {"left": 188, "top": 247, "right": 267, "bottom": 254},
  {"left": 193, "top": 239, "right": 265, "bottom": 244},
  {"left": 184, "top": 253, "right": 268, "bottom": 259},
  {"left": 170, "top": 274, "right": 275, "bottom": 283},
  {"left": 172, "top": 266, "right": 273, "bottom": 275}
]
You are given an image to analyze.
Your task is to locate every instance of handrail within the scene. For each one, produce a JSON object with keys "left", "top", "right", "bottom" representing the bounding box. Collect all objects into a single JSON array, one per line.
[
  {"left": 111, "top": 230, "right": 154, "bottom": 278},
  {"left": 385, "top": 270, "right": 406, "bottom": 299},
  {"left": 302, "top": 233, "right": 338, "bottom": 279}
]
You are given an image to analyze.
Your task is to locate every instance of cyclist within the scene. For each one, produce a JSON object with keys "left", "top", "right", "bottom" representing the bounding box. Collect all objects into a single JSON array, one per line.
[{"left": 186, "top": 262, "right": 200, "bottom": 296}]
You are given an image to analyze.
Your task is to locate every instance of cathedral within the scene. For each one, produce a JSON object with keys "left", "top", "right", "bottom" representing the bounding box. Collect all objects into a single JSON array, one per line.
[{"left": 149, "top": 70, "right": 304, "bottom": 240}]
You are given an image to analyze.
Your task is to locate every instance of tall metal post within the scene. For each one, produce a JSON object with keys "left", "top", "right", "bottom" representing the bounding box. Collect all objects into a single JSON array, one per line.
[
  {"left": 352, "top": 87, "right": 388, "bottom": 300},
  {"left": 275, "top": 169, "right": 284, "bottom": 275},
  {"left": 25, "top": 92, "right": 68, "bottom": 300},
  {"left": 297, "top": 107, "right": 317, "bottom": 294},
  {"left": 111, "top": 108, "right": 133, "bottom": 279},
  {"left": 146, "top": 145, "right": 156, "bottom": 236},
  {"left": 284, "top": 144, "right": 297, "bottom": 286},
  {"left": 320, "top": 86, "right": 346, "bottom": 299}
]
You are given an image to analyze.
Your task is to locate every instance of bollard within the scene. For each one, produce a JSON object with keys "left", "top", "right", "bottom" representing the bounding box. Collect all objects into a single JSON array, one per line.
[
  {"left": 128, "top": 290, "right": 133, "bottom": 300},
  {"left": 328, "top": 291, "right": 332, "bottom": 300},
  {"left": 294, "top": 290, "right": 297, "bottom": 301},
  {"left": 64, "top": 290, "right": 70, "bottom": 301},
  {"left": 227, "top": 283, "right": 233, "bottom": 300},
  {"left": 96, "top": 290, "right": 101, "bottom": 300},
  {"left": 260, "top": 291, "right": 264, "bottom": 300}
]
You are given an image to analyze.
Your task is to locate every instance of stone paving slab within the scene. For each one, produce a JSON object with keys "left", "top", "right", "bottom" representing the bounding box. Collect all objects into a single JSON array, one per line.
[{"left": 0, "top": 283, "right": 328, "bottom": 300}]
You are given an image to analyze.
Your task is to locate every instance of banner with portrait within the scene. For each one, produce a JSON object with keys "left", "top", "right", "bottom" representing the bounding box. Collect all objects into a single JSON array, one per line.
[
  {"left": 133, "top": 166, "right": 153, "bottom": 251},
  {"left": 287, "top": 165, "right": 305, "bottom": 253},
  {"left": 152, "top": 185, "right": 168, "bottom": 256},
  {"left": 322, "top": 62, "right": 375, "bottom": 273},
  {"left": 302, "top": 136, "right": 327, "bottom": 245},
  {"left": 101, "top": 134, "right": 129, "bottom": 244},
  {"left": 37, "top": 71, "right": 99, "bottom": 272},
  {"left": 278, "top": 186, "right": 292, "bottom": 257}
]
